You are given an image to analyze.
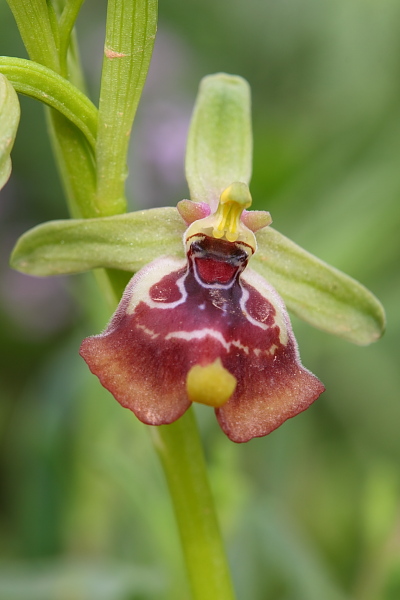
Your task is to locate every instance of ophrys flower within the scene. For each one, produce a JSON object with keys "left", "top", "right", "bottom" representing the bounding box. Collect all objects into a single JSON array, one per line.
[{"left": 80, "top": 181, "right": 324, "bottom": 442}]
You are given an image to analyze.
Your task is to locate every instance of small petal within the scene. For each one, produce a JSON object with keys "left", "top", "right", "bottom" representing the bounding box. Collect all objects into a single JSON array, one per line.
[
  {"left": 177, "top": 199, "right": 211, "bottom": 225},
  {"left": 241, "top": 209, "right": 272, "bottom": 232}
]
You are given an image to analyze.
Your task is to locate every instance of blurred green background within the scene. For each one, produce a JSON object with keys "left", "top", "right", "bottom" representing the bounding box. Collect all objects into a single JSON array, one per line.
[{"left": 1, "top": 0, "right": 399, "bottom": 599}]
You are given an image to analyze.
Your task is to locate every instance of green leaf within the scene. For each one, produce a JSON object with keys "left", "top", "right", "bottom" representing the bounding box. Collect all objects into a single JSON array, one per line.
[
  {"left": 10, "top": 206, "right": 385, "bottom": 345},
  {"left": 6, "top": 2, "right": 98, "bottom": 219},
  {"left": 251, "top": 227, "right": 386, "bottom": 346},
  {"left": 5, "top": 0, "right": 60, "bottom": 72},
  {"left": 10, "top": 208, "right": 185, "bottom": 276},
  {"left": 0, "top": 57, "right": 97, "bottom": 150},
  {"left": 47, "top": 110, "right": 98, "bottom": 219},
  {"left": 0, "top": 73, "right": 20, "bottom": 190},
  {"left": 95, "top": 0, "right": 158, "bottom": 216},
  {"left": 185, "top": 73, "right": 252, "bottom": 208}
]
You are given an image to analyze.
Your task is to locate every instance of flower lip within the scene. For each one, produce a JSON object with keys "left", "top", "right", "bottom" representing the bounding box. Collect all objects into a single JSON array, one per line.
[{"left": 79, "top": 250, "right": 325, "bottom": 442}]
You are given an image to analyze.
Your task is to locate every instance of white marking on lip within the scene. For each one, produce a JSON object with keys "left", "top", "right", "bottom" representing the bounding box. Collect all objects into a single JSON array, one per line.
[
  {"left": 239, "top": 285, "right": 269, "bottom": 331},
  {"left": 241, "top": 269, "right": 289, "bottom": 346},
  {"left": 268, "top": 344, "right": 278, "bottom": 356},
  {"left": 253, "top": 345, "right": 279, "bottom": 357},
  {"left": 165, "top": 327, "right": 278, "bottom": 356},
  {"left": 231, "top": 340, "right": 250, "bottom": 354},
  {"left": 165, "top": 328, "right": 230, "bottom": 351},
  {"left": 126, "top": 258, "right": 188, "bottom": 314},
  {"left": 144, "top": 270, "right": 188, "bottom": 310},
  {"left": 164, "top": 329, "right": 278, "bottom": 357},
  {"left": 136, "top": 323, "right": 159, "bottom": 339},
  {"left": 122, "top": 258, "right": 287, "bottom": 357}
]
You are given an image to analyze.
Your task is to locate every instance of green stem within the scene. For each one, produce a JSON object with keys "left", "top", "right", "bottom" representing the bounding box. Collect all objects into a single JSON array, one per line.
[
  {"left": 95, "top": 0, "right": 157, "bottom": 216},
  {"left": 59, "top": 0, "right": 86, "bottom": 78},
  {"left": 150, "top": 409, "right": 236, "bottom": 600},
  {"left": 46, "top": 109, "right": 97, "bottom": 218}
]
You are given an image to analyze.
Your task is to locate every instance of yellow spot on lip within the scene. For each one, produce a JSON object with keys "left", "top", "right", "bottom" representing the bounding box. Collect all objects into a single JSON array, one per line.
[{"left": 186, "top": 358, "right": 237, "bottom": 407}]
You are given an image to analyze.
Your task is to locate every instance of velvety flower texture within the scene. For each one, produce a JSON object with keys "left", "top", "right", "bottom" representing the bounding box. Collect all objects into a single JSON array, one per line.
[{"left": 80, "top": 183, "right": 324, "bottom": 443}]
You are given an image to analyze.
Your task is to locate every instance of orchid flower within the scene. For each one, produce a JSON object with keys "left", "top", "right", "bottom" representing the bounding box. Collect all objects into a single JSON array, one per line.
[
  {"left": 79, "top": 178, "right": 325, "bottom": 442},
  {"left": 9, "top": 74, "right": 385, "bottom": 442}
]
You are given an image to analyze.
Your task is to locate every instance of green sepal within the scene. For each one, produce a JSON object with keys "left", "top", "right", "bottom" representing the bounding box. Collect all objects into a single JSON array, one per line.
[
  {"left": 186, "top": 73, "right": 252, "bottom": 207},
  {"left": 0, "top": 73, "right": 20, "bottom": 189},
  {"left": 0, "top": 57, "right": 97, "bottom": 150},
  {"left": 10, "top": 206, "right": 385, "bottom": 345},
  {"left": 251, "top": 227, "right": 386, "bottom": 346},
  {"left": 10, "top": 208, "right": 185, "bottom": 276}
]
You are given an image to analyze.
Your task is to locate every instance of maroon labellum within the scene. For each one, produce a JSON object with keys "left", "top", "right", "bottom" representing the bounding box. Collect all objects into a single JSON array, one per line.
[{"left": 80, "top": 183, "right": 324, "bottom": 442}]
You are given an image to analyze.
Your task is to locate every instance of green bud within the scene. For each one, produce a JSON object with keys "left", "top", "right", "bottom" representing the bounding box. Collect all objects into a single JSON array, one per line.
[{"left": 0, "top": 74, "right": 20, "bottom": 190}]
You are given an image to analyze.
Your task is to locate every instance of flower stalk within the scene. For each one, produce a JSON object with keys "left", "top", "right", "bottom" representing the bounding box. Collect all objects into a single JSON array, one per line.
[{"left": 151, "top": 408, "right": 236, "bottom": 600}]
